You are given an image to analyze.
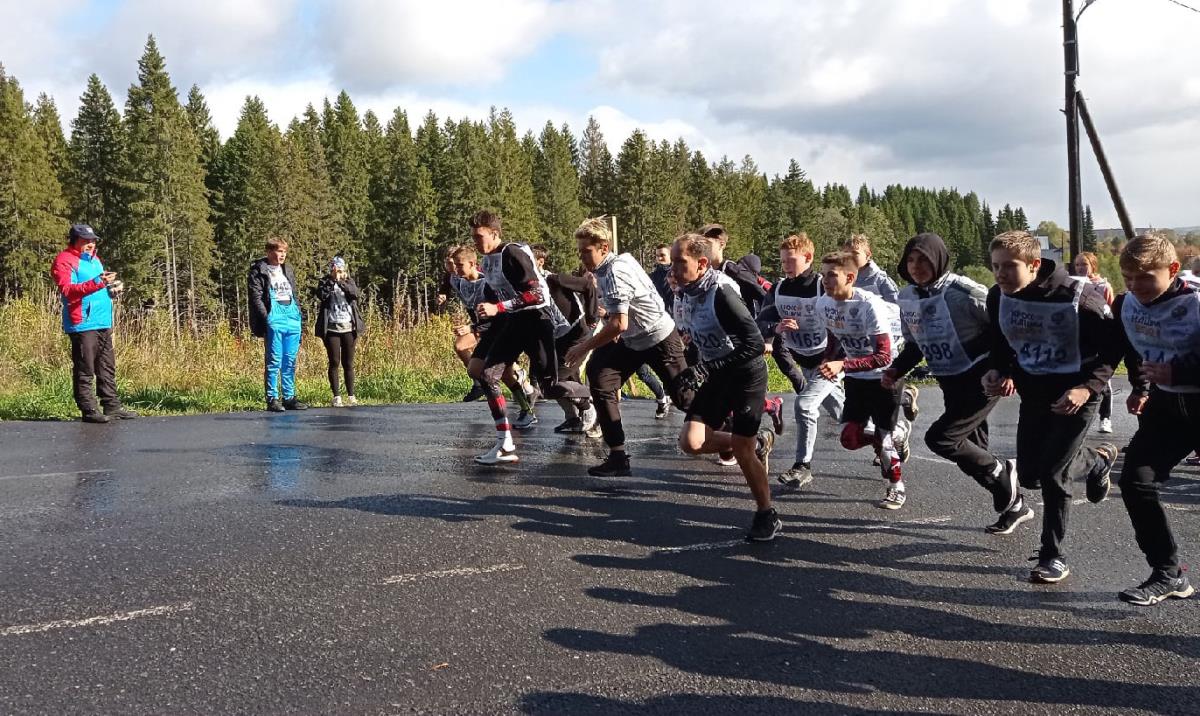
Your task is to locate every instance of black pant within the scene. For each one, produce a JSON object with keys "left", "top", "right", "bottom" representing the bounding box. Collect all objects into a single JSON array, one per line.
[
  {"left": 69, "top": 328, "right": 120, "bottom": 415},
  {"left": 686, "top": 360, "right": 768, "bottom": 437},
  {"left": 322, "top": 331, "right": 357, "bottom": 396},
  {"left": 586, "top": 331, "right": 692, "bottom": 449},
  {"left": 926, "top": 363, "right": 1008, "bottom": 511},
  {"left": 1016, "top": 392, "right": 1103, "bottom": 560},
  {"left": 479, "top": 311, "right": 590, "bottom": 402},
  {"left": 1099, "top": 382, "right": 1113, "bottom": 420},
  {"left": 1118, "top": 389, "right": 1200, "bottom": 575},
  {"left": 843, "top": 377, "right": 903, "bottom": 432}
]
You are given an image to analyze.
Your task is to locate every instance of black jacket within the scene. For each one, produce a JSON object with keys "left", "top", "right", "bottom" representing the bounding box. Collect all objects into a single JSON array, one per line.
[
  {"left": 247, "top": 259, "right": 299, "bottom": 339},
  {"left": 985, "top": 259, "right": 1118, "bottom": 400},
  {"left": 1114, "top": 278, "right": 1200, "bottom": 396},
  {"left": 548, "top": 272, "right": 598, "bottom": 331},
  {"left": 314, "top": 275, "right": 365, "bottom": 338},
  {"left": 649, "top": 264, "right": 674, "bottom": 312}
]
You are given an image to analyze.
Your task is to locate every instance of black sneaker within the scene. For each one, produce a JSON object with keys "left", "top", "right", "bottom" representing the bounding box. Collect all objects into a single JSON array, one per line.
[
  {"left": 1087, "top": 443, "right": 1118, "bottom": 503},
  {"left": 1118, "top": 570, "right": 1195, "bottom": 606},
  {"left": 104, "top": 406, "right": 139, "bottom": 420},
  {"left": 1030, "top": 556, "right": 1071, "bottom": 584},
  {"left": 747, "top": 507, "right": 783, "bottom": 542},
  {"left": 985, "top": 503, "right": 1034, "bottom": 535},
  {"left": 755, "top": 428, "right": 776, "bottom": 474},
  {"left": 81, "top": 411, "right": 111, "bottom": 424},
  {"left": 283, "top": 398, "right": 309, "bottom": 411},
  {"left": 587, "top": 452, "right": 631, "bottom": 477},
  {"left": 554, "top": 417, "right": 584, "bottom": 433},
  {"left": 461, "top": 383, "right": 486, "bottom": 402},
  {"left": 267, "top": 399, "right": 285, "bottom": 413},
  {"left": 778, "top": 463, "right": 813, "bottom": 489}
]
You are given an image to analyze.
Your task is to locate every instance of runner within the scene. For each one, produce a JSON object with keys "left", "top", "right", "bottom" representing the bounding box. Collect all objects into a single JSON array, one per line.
[
  {"left": 466, "top": 211, "right": 593, "bottom": 465},
  {"left": 1113, "top": 234, "right": 1198, "bottom": 605},
  {"left": 565, "top": 218, "right": 693, "bottom": 477},
  {"left": 756, "top": 233, "right": 844, "bottom": 489},
  {"left": 983, "top": 230, "right": 1120, "bottom": 584},
  {"left": 444, "top": 245, "right": 537, "bottom": 428},
  {"left": 671, "top": 233, "right": 780, "bottom": 541},
  {"left": 883, "top": 233, "right": 1031, "bottom": 533},
  {"left": 817, "top": 251, "right": 911, "bottom": 509},
  {"left": 1073, "top": 251, "right": 1117, "bottom": 433}
]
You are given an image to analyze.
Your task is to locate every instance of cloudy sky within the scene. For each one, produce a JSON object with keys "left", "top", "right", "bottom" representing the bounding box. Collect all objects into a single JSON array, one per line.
[{"left": 3, "top": 0, "right": 1199, "bottom": 229}]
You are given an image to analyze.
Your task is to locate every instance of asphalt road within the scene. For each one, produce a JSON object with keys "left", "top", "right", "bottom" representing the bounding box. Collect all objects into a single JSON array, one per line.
[{"left": 1, "top": 378, "right": 1198, "bottom": 715}]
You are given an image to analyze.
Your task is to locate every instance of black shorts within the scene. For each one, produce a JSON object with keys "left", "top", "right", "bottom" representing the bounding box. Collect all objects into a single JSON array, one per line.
[
  {"left": 685, "top": 360, "right": 768, "bottom": 437},
  {"left": 842, "top": 376, "right": 903, "bottom": 432},
  {"left": 470, "top": 319, "right": 500, "bottom": 361}
]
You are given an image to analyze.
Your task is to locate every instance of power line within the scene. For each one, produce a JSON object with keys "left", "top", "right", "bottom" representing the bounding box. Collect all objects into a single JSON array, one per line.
[{"left": 1163, "top": 0, "right": 1200, "bottom": 15}]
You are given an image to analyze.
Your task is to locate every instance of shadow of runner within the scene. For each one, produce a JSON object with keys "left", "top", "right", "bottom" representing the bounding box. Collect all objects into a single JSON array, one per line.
[{"left": 520, "top": 692, "right": 951, "bottom": 715}]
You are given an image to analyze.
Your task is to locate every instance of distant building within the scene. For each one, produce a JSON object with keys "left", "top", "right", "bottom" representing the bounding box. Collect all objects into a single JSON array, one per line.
[{"left": 1035, "top": 235, "right": 1065, "bottom": 263}]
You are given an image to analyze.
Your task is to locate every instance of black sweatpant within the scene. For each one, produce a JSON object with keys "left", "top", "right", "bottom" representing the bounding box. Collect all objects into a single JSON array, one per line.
[
  {"left": 586, "top": 331, "right": 692, "bottom": 449},
  {"left": 322, "top": 331, "right": 357, "bottom": 396},
  {"left": 1015, "top": 392, "right": 1103, "bottom": 561},
  {"left": 69, "top": 328, "right": 120, "bottom": 415},
  {"left": 1099, "top": 382, "right": 1113, "bottom": 420},
  {"left": 478, "top": 310, "right": 590, "bottom": 402},
  {"left": 1118, "top": 389, "right": 1200, "bottom": 576},
  {"left": 925, "top": 362, "right": 1008, "bottom": 512}
]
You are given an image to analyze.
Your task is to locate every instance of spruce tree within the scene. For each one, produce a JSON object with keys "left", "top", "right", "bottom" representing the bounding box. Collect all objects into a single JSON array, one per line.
[
  {"left": 67, "top": 74, "right": 126, "bottom": 238},
  {"left": 321, "top": 91, "right": 370, "bottom": 262},
  {"left": 578, "top": 116, "right": 616, "bottom": 217},
  {"left": 485, "top": 108, "right": 538, "bottom": 244},
  {"left": 0, "top": 66, "right": 68, "bottom": 296},
  {"left": 31, "top": 94, "right": 69, "bottom": 190},
  {"left": 120, "top": 36, "right": 216, "bottom": 330},
  {"left": 686, "top": 150, "right": 714, "bottom": 228},
  {"left": 532, "top": 121, "right": 584, "bottom": 267},
  {"left": 615, "top": 130, "right": 652, "bottom": 257},
  {"left": 1013, "top": 206, "right": 1029, "bottom": 231},
  {"left": 1082, "top": 205, "right": 1097, "bottom": 252},
  {"left": 281, "top": 113, "right": 349, "bottom": 298}
]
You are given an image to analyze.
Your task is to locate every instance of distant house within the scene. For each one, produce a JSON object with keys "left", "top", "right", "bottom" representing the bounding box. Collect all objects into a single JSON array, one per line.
[{"left": 1036, "top": 234, "right": 1065, "bottom": 263}]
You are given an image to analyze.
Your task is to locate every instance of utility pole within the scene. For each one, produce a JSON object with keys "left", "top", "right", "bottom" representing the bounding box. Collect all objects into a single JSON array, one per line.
[{"left": 1063, "top": 0, "right": 1084, "bottom": 258}]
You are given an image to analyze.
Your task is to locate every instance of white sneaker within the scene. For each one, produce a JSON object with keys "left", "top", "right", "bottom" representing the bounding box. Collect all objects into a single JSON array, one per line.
[
  {"left": 475, "top": 441, "right": 519, "bottom": 465},
  {"left": 332, "top": 396, "right": 344, "bottom": 408},
  {"left": 347, "top": 395, "right": 358, "bottom": 406},
  {"left": 715, "top": 452, "right": 738, "bottom": 466},
  {"left": 580, "top": 405, "right": 598, "bottom": 432},
  {"left": 1098, "top": 418, "right": 1113, "bottom": 434}
]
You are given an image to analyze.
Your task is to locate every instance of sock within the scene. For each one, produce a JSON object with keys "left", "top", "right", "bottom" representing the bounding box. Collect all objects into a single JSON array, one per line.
[
  {"left": 508, "top": 380, "right": 532, "bottom": 412},
  {"left": 488, "top": 394, "right": 511, "bottom": 442},
  {"left": 879, "top": 432, "right": 902, "bottom": 483}
]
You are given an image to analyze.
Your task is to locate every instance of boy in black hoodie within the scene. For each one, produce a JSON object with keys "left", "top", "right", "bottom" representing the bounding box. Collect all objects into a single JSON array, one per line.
[
  {"left": 983, "top": 231, "right": 1120, "bottom": 584},
  {"left": 884, "top": 233, "right": 1030, "bottom": 534},
  {"left": 1112, "top": 234, "right": 1198, "bottom": 606}
]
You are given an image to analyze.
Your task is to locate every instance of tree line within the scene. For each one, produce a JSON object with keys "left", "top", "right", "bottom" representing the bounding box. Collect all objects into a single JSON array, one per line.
[{"left": 2, "top": 36, "right": 1037, "bottom": 335}]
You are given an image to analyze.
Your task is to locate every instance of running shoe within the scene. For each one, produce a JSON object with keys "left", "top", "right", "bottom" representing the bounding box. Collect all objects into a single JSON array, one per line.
[
  {"left": 1029, "top": 556, "right": 1070, "bottom": 584},
  {"left": 878, "top": 485, "right": 906, "bottom": 510},
  {"left": 778, "top": 463, "right": 813, "bottom": 490},
  {"left": 347, "top": 395, "right": 358, "bottom": 406},
  {"left": 985, "top": 504, "right": 1034, "bottom": 535},
  {"left": 267, "top": 399, "right": 285, "bottom": 413},
  {"left": 1098, "top": 417, "right": 1113, "bottom": 434},
  {"left": 655, "top": 398, "right": 671, "bottom": 420},
  {"left": 283, "top": 398, "right": 309, "bottom": 410},
  {"left": 513, "top": 410, "right": 538, "bottom": 430},
  {"left": 587, "top": 451, "right": 631, "bottom": 477},
  {"left": 105, "top": 406, "right": 139, "bottom": 419},
  {"left": 902, "top": 384, "right": 920, "bottom": 421},
  {"left": 1118, "top": 570, "right": 1195, "bottom": 606},
  {"left": 332, "top": 396, "right": 345, "bottom": 408},
  {"left": 580, "top": 404, "right": 598, "bottom": 432},
  {"left": 82, "top": 411, "right": 111, "bottom": 423},
  {"left": 715, "top": 451, "right": 738, "bottom": 466},
  {"left": 1185, "top": 454, "right": 1200, "bottom": 467},
  {"left": 895, "top": 420, "right": 911, "bottom": 463},
  {"left": 475, "top": 441, "right": 519, "bottom": 465},
  {"left": 765, "top": 396, "right": 785, "bottom": 435},
  {"left": 554, "top": 417, "right": 584, "bottom": 433},
  {"left": 747, "top": 507, "right": 783, "bottom": 542},
  {"left": 462, "top": 383, "right": 486, "bottom": 402},
  {"left": 756, "top": 428, "right": 776, "bottom": 474},
  {"left": 1087, "top": 443, "right": 1119, "bottom": 504}
]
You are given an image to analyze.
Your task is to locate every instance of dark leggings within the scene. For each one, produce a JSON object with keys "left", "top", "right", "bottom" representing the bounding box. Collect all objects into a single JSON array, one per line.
[
  {"left": 1100, "top": 382, "right": 1113, "bottom": 420},
  {"left": 323, "top": 332, "right": 357, "bottom": 396}
]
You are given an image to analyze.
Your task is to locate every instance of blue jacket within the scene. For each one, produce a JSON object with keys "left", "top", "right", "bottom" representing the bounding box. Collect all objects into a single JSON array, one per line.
[{"left": 51, "top": 246, "right": 113, "bottom": 333}]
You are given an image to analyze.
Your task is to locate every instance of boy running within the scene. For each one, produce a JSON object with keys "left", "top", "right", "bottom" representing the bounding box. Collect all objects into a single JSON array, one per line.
[
  {"left": 672, "top": 233, "right": 780, "bottom": 541},
  {"left": 1112, "top": 234, "right": 1198, "bottom": 605},
  {"left": 883, "top": 233, "right": 1030, "bottom": 533},
  {"left": 467, "top": 211, "right": 593, "bottom": 465},
  {"left": 817, "top": 251, "right": 911, "bottom": 509},
  {"left": 566, "top": 218, "right": 693, "bottom": 477},
  {"left": 757, "top": 233, "right": 844, "bottom": 489},
  {"left": 983, "top": 231, "right": 1120, "bottom": 584}
]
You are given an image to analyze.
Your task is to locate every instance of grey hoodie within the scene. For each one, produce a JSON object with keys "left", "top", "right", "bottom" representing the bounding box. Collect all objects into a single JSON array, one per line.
[{"left": 853, "top": 260, "right": 900, "bottom": 304}]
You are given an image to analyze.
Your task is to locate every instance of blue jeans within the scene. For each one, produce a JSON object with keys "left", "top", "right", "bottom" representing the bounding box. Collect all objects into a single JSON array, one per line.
[
  {"left": 793, "top": 366, "right": 845, "bottom": 465},
  {"left": 265, "top": 326, "right": 301, "bottom": 400}
]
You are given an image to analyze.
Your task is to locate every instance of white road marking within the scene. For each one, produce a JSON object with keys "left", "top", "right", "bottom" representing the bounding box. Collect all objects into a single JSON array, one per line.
[
  {"left": 0, "top": 469, "right": 112, "bottom": 483},
  {"left": 1164, "top": 504, "right": 1200, "bottom": 513},
  {"left": 655, "top": 539, "right": 745, "bottom": 554},
  {"left": 382, "top": 563, "right": 524, "bottom": 585},
  {"left": 860, "top": 515, "right": 953, "bottom": 531},
  {"left": 0, "top": 602, "right": 195, "bottom": 637},
  {"left": 907, "top": 454, "right": 955, "bottom": 466}
]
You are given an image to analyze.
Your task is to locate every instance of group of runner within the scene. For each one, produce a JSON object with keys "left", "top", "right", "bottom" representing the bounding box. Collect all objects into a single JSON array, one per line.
[{"left": 442, "top": 210, "right": 1200, "bottom": 608}]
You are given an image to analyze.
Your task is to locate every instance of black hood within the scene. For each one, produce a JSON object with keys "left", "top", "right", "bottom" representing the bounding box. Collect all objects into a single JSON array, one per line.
[
  {"left": 898, "top": 232, "right": 950, "bottom": 285},
  {"left": 737, "top": 253, "right": 762, "bottom": 276}
]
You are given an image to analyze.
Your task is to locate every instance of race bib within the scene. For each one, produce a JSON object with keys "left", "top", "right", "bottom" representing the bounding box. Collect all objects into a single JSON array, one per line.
[
  {"left": 998, "top": 283, "right": 1082, "bottom": 375},
  {"left": 899, "top": 292, "right": 974, "bottom": 375}
]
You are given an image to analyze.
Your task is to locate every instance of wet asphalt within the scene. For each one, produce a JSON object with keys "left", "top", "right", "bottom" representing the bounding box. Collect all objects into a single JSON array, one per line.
[{"left": 0, "top": 377, "right": 1198, "bottom": 715}]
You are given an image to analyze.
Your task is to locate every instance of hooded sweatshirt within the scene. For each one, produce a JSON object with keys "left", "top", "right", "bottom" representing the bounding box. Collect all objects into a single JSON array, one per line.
[
  {"left": 853, "top": 260, "right": 900, "bottom": 304},
  {"left": 891, "top": 233, "right": 991, "bottom": 378},
  {"left": 986, "top": 258, "right": 1119, "bottom": 401}
]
